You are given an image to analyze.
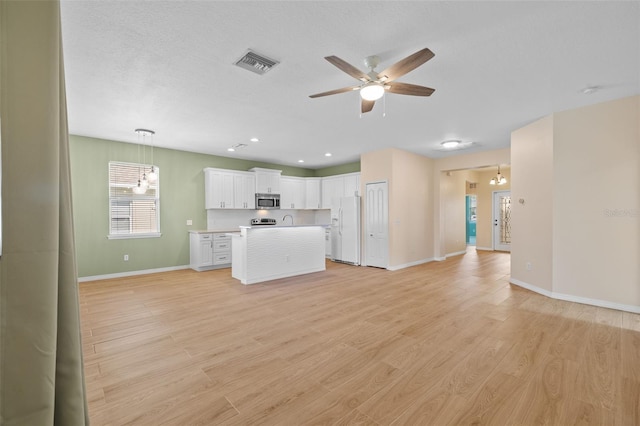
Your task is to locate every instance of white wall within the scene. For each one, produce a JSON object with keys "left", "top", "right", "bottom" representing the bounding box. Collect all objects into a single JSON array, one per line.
[
  {"left": 360, "top": 148, "right": 434, "bottom": 269},
  {"left": 552, "top": 96, "right": 639, "bottom": 306},
  {"left": 511, "top": 95, "right": 640, "bottom": 311},
  {"left": 511, "top": 115, "right": 554, "bottom": 292}
]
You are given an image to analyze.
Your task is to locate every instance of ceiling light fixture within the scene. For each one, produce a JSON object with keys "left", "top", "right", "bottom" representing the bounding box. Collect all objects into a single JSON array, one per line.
[
  {"left": 441, "top": 140, "right": 461, "bottom": 149},
  {"left": 581, "top": 85, "right": 601, "bottom": 95},
  {"left": 489, "top": 166, "right": 507, "bottom": 185},
  {"left": 325, "top": 153, "right": 332, "bottom": 157},
  {"left": 360, "top": 82, "right": 385, "bottom": 101},
  {"left": 227, "top": 143, "right": 248, "bottom": 153},
  {"left": 250, "top": 137, "right": 259, "bottom": 142},
  {"left": 298, "top": 160, "right": 304, "bottom": 163}
]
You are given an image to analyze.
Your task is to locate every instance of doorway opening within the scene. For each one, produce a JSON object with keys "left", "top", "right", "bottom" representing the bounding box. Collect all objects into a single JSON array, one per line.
[{"left": 466, "top": 194, "right": 477, "bottom": 246}]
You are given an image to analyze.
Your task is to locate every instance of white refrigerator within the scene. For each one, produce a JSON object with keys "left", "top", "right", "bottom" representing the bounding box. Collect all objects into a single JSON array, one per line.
[{"left": 331, "top": 196, "right": 361, "bottom": 265}]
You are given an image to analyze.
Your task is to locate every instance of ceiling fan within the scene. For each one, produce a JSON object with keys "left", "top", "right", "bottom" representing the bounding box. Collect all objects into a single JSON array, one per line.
[{"left": 309, "top": 48, "right": 435, "bottom": 113}]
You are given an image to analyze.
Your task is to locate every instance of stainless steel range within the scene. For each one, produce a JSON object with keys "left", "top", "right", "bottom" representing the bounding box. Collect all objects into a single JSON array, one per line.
[{"left": 251, "top": 218, "right": 277, "bottom": 226}]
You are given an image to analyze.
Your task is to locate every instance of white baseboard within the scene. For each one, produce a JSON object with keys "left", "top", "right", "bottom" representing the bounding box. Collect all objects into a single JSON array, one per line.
[
  {"left": 445, "top": 250, "right": 467, "bottom": 258},
  {"left": 387, "top": 258, "right": 435, "bottom": 271},
  {"left": 509, "top": 278, "right": 640, "bottom": 314},
  {"left": 509, "top": 278, "right": 553, "bottom": 298},
  {"left": 475, "top": 246, "right": 493, "bottom": 251},
  {"left": 78, "top": 265, "right": 191, "bottom": 283}
]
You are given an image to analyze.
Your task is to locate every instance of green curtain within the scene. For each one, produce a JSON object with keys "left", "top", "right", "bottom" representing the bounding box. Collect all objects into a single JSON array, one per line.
[{"left": 0, "top": 1, "right": 89, "bottom": 425}]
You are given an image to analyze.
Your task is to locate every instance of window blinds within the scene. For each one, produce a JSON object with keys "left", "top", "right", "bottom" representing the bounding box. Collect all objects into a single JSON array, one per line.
[{"left": 108, "top": 161, "right": 159, "bottom": 236}]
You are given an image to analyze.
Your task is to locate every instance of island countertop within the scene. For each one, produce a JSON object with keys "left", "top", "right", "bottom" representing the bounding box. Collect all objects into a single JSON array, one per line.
[
  {"left": 188, "top": 229, "right": 241, "bottom": 234},
  {"left": 238, "top": 224, "right": 330, "bottom": 229}
]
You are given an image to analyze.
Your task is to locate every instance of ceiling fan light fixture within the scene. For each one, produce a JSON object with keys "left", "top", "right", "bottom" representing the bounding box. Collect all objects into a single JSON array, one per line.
[{"left": 360, "top": 82, "right": 385, "bottom": 101}]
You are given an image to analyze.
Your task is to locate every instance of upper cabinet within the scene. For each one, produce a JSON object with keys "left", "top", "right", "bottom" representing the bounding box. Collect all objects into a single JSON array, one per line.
[
  {"left": 280, "top": 176, "right": 306, "bottom": 209},
  {"left": 204, "top": 166, "right": 360, "bottom": 211},
  {"left": 250, "top": 168, "right": 281, "bottom": 194},
  {"left": 344, "top": 173, "right": 361, "bottom": 197},
  {"left": 205, "top": 168, "right": 255, "bottom": 209},
  {"left": 321, "top": 172, "right": 361, "bottom": 209},
  {"left": 233, "top": 172, "right": 256, "bottom": 209},
  {"left": 305, "top": 178, "right": 322, "bottom": 210},
  {"left": 204, "top": 169, "right": 234, "bottom": 209}
]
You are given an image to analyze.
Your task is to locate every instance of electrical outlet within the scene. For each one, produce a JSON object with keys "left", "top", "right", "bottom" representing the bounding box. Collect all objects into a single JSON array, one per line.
[
  {"left": 124, "top": 254, "right": 129, "bottom": 261},
  {"left": 186, "top": 219, "right": 193, "bottom": 226},
  {"left": 526, "top": 262, "right": 532, "bottom": 271}
]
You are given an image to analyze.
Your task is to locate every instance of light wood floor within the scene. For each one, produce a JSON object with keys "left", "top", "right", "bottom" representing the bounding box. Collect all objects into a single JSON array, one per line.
[{"left": 80, "top": 251, "right": 640, "bottom": 425}]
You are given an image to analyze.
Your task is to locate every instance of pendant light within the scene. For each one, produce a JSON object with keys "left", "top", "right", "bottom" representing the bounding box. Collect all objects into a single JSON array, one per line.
[
  {"left": 134, "top": 129, "right": 156, "bottom": 190},
  {"left": 489, "top": 166, "right": 507, "bottom": 185},
  {"left": 132, "top": 140, "right": 147, "bottom": 194},
  {"left": 146, "top": 129, "right": 158, "bottom": 184}
]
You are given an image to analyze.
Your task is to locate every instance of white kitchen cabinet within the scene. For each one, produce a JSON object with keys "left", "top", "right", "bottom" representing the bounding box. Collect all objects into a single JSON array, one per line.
[
  {"left": 321, "top": 176, "right": 344, "bottom": 209},
  {"left": 233, "top": 172, "right": 256, "bottom": 209},
  {"left": 344, "top": 173, "right": 361, "bottom": 197},
  {"left": 250, "top": 167, "right": 281, "bottom": 194},
  {"left": 189, "top": 232, "right": 232, "bottom": 271},
  {"left": 305, "top": 178, "right": 322, "bottom": 209},
  {"left": 212, "top": 233, "right": 232, "bottom": 265},
  {"left": 321, "top": 172, "right": 361, "bottom": 208},
  {"left": 280, "top": 176, "right": 305, "bottom": 209},
  {"left": 204, "top": 168, "right": 234, "bottom": 209}
]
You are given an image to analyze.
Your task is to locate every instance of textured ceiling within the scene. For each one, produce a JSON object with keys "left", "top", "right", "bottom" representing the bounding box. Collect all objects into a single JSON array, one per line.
[{"left": 60, "top": 1, "right": 640, "bottom": 169}]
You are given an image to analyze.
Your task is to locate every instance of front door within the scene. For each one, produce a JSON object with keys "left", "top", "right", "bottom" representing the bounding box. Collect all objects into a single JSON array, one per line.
[
  {"left": 493, "top": 191, "right": 511, "bottom": 252},
  {"left": 365, "top": 181, "right": 389, "bottom": 268}
]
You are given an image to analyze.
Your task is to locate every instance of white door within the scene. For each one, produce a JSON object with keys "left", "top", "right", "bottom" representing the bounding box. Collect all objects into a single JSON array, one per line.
[
  {"left": 365, "top": 182, "right": 389, "bottom": 268},
  {"left": 493, "top": 191, "right": 512, "bottom": 252}
]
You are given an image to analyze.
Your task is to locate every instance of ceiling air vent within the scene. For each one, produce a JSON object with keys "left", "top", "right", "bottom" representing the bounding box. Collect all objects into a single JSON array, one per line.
[{"left": 234, "top": 50, "right": 279, "bottom": 75}]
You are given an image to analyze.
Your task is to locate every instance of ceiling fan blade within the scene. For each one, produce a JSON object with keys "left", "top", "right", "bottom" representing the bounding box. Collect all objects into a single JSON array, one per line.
[
  {"left": 309, "top": 86, "right": 359, "bottom": 98},
  {"left": 325, "top": 56, "right": 370, "bottom": 82},
  {"left": 361, "top": 99, "right": 375, "bottom": 113},
  {"left": 377, "top": 48, "right": 435, "bottom": 81},
  {"left": 386, "top": 82, "right": 435, "bottom": 96}
]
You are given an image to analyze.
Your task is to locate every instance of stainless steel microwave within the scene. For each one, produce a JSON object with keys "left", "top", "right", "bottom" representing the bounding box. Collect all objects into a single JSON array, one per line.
[{"left": 255, "top": 193, "right": 280, "bottom": 210}]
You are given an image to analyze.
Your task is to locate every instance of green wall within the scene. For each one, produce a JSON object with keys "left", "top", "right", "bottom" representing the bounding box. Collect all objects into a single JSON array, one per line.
[
  {"left": 69, "top": 135, "right": 328, "bottom": 278},
  {"left": 314, "top": 161, "right": 361, "bottom": 177}
]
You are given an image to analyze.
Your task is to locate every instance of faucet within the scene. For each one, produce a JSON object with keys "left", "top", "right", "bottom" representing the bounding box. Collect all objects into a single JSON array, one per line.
[{"left": 282, "top": 214, "right": 294, "bottom": 226}]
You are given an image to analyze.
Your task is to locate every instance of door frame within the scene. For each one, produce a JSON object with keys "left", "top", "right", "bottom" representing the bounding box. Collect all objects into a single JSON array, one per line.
[{"left": 492, "top": 190, "right": 511, "bottom": 252}]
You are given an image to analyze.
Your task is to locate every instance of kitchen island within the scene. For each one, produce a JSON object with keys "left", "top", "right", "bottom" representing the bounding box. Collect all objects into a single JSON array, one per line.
[{"left": 230, "top": 225, "right": 326, "bottom": 285}]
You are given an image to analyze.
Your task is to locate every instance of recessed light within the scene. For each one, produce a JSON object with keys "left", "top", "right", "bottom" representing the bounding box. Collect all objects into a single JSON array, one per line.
[
  {"left": 325, "top": 152, "right": 332, "bottom": 157},
  {"left": 298, "top": 160, "right": 304, "bottom": 163},
  {"left": 250, "top": 137, "right": 259, "bottom": 142},
  {"left": 441, "top": 140, "right": 461, "bottom": 149},
  {"left": 227, "top": 147, "right": 235, "bottom": 152}
]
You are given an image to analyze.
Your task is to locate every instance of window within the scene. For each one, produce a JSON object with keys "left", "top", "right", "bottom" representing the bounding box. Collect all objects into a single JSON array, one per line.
[{"left": 108, "top": 161, "right": 160, "bottom": 238}]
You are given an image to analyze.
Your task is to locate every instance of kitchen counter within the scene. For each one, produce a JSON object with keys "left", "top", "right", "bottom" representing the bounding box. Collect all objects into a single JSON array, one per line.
[
  {"left": 231, "top": 225, "right": 325, "bottom": 285},
  {"left": 189, "top": 229, "right": 240, "bottom": 234}
]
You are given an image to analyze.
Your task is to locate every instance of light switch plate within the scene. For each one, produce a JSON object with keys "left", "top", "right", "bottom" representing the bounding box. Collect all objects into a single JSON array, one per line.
[{"left": 186, "top": 219, "right": 193, "bottom": 226}]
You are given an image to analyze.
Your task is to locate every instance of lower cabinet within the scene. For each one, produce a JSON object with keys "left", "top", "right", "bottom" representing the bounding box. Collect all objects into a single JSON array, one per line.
[{"left": 189, "top": 232, "right": 232, "bottom": 271}]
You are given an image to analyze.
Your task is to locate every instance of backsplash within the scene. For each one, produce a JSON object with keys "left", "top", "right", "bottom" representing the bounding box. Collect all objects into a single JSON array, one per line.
[{"left": 207, "top": 209, "right": 330, "bottom": 230}]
